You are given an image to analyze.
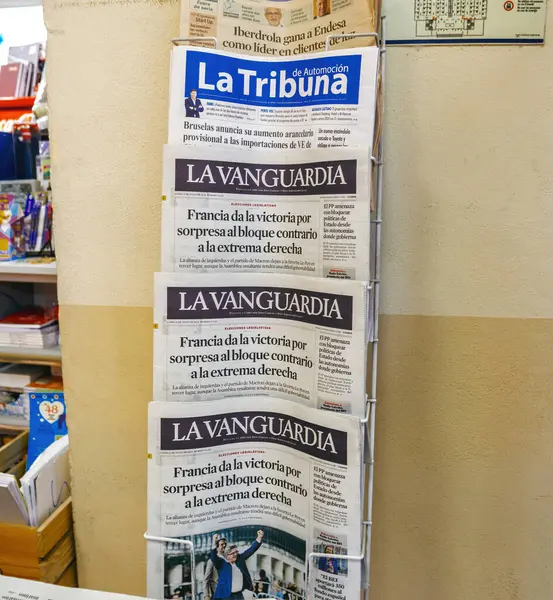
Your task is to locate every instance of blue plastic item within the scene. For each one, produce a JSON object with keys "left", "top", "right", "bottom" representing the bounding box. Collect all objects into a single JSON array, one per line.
[{"left": 0, "top": 132, "right": 16, "bottom": 180}]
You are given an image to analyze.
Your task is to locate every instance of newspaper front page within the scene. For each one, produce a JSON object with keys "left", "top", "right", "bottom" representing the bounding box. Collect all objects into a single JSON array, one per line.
[
  {"left": 179, "top": 0, "right": 379, "bottom": 56},
  {"left": 154, "top": 272, "right": 368, "bottom": 416},
  {"left": 147, "top": 397, "right": 362, "bottom": 600},
  {"left": 161, "top": 145, "right": 371, "bottom": 280},
  {"left": 167, "top": 46, "right": 379, "bottom": 150}
]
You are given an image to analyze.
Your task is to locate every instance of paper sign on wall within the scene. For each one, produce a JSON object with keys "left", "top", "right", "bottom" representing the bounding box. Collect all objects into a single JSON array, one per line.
[{"left": 385, "top": 0, "right": 547, "bottom": 45}]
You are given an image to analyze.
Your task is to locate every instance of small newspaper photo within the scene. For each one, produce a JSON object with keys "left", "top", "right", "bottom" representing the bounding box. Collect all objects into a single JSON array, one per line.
[
  {"left": 167, "top": 46, "right": 379, "bottom": 150},
  {"left": 147, "top": 397, "right": 363, "bottom": 600},
  {"left": 161, "top": 145, "right": 371, "bottom": 280},
  {"left": 154, "top": 272, "right": 369, "bottom": 416},
  {"left": 179, "top": 0, "right": 379, "bottom": 57}
]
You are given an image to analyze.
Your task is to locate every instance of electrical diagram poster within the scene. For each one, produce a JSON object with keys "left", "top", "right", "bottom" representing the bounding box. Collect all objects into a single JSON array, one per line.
[{"left": 384, "top": 0, "right": 547, "bottom": 45}]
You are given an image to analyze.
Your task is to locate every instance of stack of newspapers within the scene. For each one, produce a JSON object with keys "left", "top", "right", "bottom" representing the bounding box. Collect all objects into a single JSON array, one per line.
[{"left": 148, "top": 8, "right": 380, "bottom": 600}]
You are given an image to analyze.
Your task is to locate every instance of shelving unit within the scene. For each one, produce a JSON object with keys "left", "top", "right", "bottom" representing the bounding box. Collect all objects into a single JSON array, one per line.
[
  {"left": 0, "top": 345, "right": 61, "bottom": 367},
  {"left": 0, "top": 258, "right": 59, "bottom": 366},
  {"left": 0, "top": 258, "right": 56, "bottom": 283},
  {"left": 0, "top": 97, "right": 35, "bottom": 120}
]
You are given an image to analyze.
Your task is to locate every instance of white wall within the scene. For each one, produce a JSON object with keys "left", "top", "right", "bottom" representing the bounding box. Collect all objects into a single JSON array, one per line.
[{"left": 0, "top": 6, "right": 46, "bottom": 65}]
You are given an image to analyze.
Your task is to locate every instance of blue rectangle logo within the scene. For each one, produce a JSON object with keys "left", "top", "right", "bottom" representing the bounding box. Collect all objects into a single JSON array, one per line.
[{"left": 184, "top": 50, "right": 362, "bottom": 108}]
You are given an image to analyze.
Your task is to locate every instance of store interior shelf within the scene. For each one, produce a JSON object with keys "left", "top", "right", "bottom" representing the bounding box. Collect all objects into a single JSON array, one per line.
[
  {"left": 0, "top": 96, "right": 35, "bottom": 120},
  {"left": 0, "top": 259, "right": 56, "bottom": 283},
  {"left": 0, "top": 345, "right": 61, "bottom": 367}
]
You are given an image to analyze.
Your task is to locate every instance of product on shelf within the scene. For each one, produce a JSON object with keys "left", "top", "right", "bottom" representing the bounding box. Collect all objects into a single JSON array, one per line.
[
  {"left": 0, "top": 306, "right": 59, "bottom": 348},
  {"left": 0, "top": 193, "right": 25, "bottom": 260},
  {"left": 25, "top": 375, "right": 66, "bottom": 469},
  {"left": 0, "top": 363, "right": 48, "bottom": 388}
]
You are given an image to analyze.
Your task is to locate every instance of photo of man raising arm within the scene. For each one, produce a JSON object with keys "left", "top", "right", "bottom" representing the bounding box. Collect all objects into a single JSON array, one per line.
[{"left": 210, "top": 530, "right": 265, "bottom": 600}]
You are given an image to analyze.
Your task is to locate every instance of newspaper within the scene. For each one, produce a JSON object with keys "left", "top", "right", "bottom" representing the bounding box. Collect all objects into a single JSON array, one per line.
[
  {"left": 179, "top": 0, "right": 379, "bottom": 56},
  {"left": 167, "top": 46, "right": 379, "bottom": 149},
  {"left": 0, "top": 576, "right": 149, "bottom": 600},
  {"left": 161, "top": 145, "right": 371, "bottom": 280},
  {"left": 154, "top": 272, "right": 369, "bottom": 416},
  {"left": 147, "top": 397, "right": 362, "bottom": 600}
]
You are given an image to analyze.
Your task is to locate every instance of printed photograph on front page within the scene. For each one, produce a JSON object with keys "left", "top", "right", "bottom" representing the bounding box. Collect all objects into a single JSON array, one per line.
[
  {"left": 159, "top": 525, "right": 306, "bottom": 600},
  {"left": 313, "top": 531, "right": 349, "bottom": 576}
]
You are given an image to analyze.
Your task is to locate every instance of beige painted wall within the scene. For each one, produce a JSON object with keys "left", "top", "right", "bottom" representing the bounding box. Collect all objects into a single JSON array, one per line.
[
  {"left": 43, "top": 0, "right": 179, "bottom": 594},
  {"left": 42, "top": 1, "right": 553, "bottom": 598}
]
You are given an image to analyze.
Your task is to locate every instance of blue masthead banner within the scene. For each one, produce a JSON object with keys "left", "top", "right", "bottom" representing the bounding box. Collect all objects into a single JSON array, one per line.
[{"left": 184, "top": 50, "right": 362, "bottom": 108}]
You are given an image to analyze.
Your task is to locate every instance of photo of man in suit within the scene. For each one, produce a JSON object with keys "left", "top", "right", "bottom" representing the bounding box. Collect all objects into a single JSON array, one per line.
[
  {"left": 185, "top": 89, "right": 204, "bottom": 118},
  {"left": 204, "top": 536, "right": 227, "bottom": 600},
  {"left": 317, "top": 545, "right": 338, "bottom": 574},
  {"left": 209, "top": 530, "right": 264, "bottom": 600}
]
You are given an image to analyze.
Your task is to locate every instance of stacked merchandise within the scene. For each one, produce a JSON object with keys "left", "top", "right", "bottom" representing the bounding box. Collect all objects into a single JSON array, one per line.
[
  {"left": 0, "top": 363, "right": 47, "bottom": 426},
  {"left": 0, "top": 185, "right": 54, "bottom": 260},
  {"left": 0, "top": 43, "right": 44, "bottom": 99},
  {"left": 0, "top": 43, "right": 47, "bottom": 181},
  {"left": 148, "top": 5, "right": 382, "bottom": 600},
  {"left": 0, "top": 306, "right": 58, "bottom": 348}
]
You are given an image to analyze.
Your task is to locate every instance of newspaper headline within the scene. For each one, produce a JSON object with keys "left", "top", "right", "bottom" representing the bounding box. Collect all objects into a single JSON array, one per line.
[
  {"left": 162, "top": 145, "right": 371, "bottom": 280},
  {"left": 154, "top": 272, "right": 369, "bottom": 416}
]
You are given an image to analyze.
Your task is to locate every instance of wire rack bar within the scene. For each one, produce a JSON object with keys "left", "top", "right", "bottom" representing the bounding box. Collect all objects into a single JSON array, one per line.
[{"left": 364, "top": 15, "right": 386, "bottom": 599}]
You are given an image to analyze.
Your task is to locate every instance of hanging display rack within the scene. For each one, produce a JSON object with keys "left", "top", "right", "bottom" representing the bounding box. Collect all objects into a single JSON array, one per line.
[{"left": 145, "top": 18, "right": 386, "bottom": 599}]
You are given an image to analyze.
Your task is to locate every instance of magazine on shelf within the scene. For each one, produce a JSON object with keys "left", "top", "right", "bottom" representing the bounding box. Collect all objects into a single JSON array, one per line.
[
  {"left": 179, "top": 0, "right": 380, "bottom": 57},
  {"left": 161, "top": 145, "right": 371, "bottom": 280},
  {"left": 154, "top": 272, "right": 369, "bottom": 416},
  {"left": 167, "top": 46, "right": 380, "bottom": 149},
  {"left": 147, "top": 397, "right": 363, "bottom": 600}
]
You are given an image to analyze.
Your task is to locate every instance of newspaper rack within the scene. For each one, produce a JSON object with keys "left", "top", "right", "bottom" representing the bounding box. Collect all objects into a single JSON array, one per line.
[{"left": 148, "top": 21, "right": 386, "bottom": 600}]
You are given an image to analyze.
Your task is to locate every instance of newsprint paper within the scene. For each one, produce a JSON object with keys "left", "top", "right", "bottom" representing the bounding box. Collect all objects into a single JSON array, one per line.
[
  {"left": 161, "top": 145, "right": 371, "bottom": 280},
  {"left": 147, "top": 397, "right": 363, "bottom": 600},
  {"left": 153, "top": 272, "right": 369, "bottom": 416},
  {"left": 168, "top": 46, "right": 379, "bottom": 149},
  {"left": 179, "top": 0, "right": 379, "bottom": 56},
  {"left": 0, "top": 576, "right": 148, "bottom": 600}
]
